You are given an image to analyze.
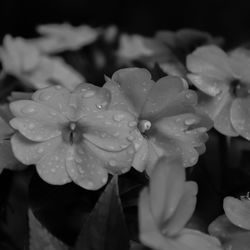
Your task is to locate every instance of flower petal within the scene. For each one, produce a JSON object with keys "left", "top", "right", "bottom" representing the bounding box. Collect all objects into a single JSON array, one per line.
[
  {"left": 176, "top": 228, "right": 222, "bottom": 250},
  {"left": 231, "top": 98, "right": 250, "bottom": 140},
  {"left": 10, "top": 118, "right": 61, "bottom": 142},
  {"left": 209, "top": 215, "right": 240, "bottom": 240},
  {"left": 131, "top": 135, "right": 149, "bottom": 172},
  {"left": 36, "top": 143, "right": 71, "bottom": 185},
  {"left": 65, "top": 145, "right": 108, "bottom": 190},
  {"left": 144, "top": 90, "right": 198, "bottom": 122},
  {"left": 223, "top": 196, "right": 250, "bottom": 230},
  {"left": 198, "top": 91, "right": 237, "bottom": 136},
  {"left": 149, "top": 157, "right": 185, "bottom": 225},
  {"left": 139, "top": 188, "right": 182, "bottom": 250},
  {"left": 141, "top": 76, "right": 189, "bottom": 118},
  {"left": 71, "top": 83, "right": 111, "bottom": 120},
  {"left": 103, "top": 79, "right": 137, "bottom": 116},
  {"left": 230, "top": 48, "right": 250, "bottom": 82},
  {"left": 84, "top": 139, "right": 135, "bottom": 174},
  {"left": 11, "top": 133, "right": 62, "bottom": 165},
  {"left": 186, "top": 45, "right": 232, "bottom": 80},
  {"left": 32, "top": 85, "right": 73, "bottom": 120},
  {"left": 111, "top": 68, "right": 154, "bottom": 114},
  {"left": 81, "top": 110, "right": 137, "bottom": 151},
  {"left": 187, "top": 73, "right": 226, "bottom": 97},
  {"left": 162, "top": 181, "right": 198, "bottom": 236},
  {"left": 9, "top": 100, "right": 67, "bottom": 123}
]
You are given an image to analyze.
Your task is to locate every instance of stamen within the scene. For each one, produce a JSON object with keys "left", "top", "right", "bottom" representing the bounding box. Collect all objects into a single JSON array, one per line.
[{"left": 138, "top": 120, "right": 152, "bottom": 134}]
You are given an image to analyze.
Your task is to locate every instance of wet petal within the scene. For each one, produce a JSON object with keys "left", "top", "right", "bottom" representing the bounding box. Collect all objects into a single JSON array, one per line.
[
  {"left": 10, "top": 118, "right": 61, "bottom": 142},
  {"left": 36, "top": 143, "right": 71, "bottom": 185},
  {"left": 149, "top": 157, "right": 185, "bottom": 225},
  {"left": 71, "top": 83, "right": 111, "bottom": 120},
  {"left": 103, "top": 79, "right": 137, "bottom": 116},
  {"left": 111, "top": 68, "right": 154, "bottom": 114},
  {"left": 187, "top": 45, "right": 232, "bottom": 81},
  {"left": 187, "top": 73, "right": 226, "bottom": 97},
  {"left": 9, "top": 100, "right": 67, "bottom": 123},
  {"left": 230, "top": 48, "right": 250, "bottom": 82},
  {"left": 80, "top": 110, "right": 137, "bottom": 151},
  {"left": 141, "top": 76, "right": 189, "bottom": 118},
  {"left": 139, "top": 188, "right": 181, "bottom": 250},
  {"left": 176, "top": 228, "right": 222, "bottom": 250},
  {"left": 0, "top": 140, "right": 20, "bottom": 170},
  {"left": 151, "top": 129, "right": 200, "bottom": 168},
  {"left": 223, "top": 196, "right": 250, "bottom": 230},
  {"left": 231, "top": 98, "right": 250, "bottom": 140},
  {"left": 213, "top": 92, "right": 237, "bottom": 136},
  {"left": 145, "top": 90, "right": 198, "bottom": 122},
  {"left": 32, "top": 85, "right": 73, "bottom": 120},
  {"left": 11, "top": 133, "right": 62, "bottom": 165},
  {"left": 65, "top": 145, "right": 108, "bottom": 190},
  {"left": 84, "top": 139, "right": 135, "bottom": 174},
  {"left": 163, "top": 181, "right": 198, "bottom": 236},
  {"left": 198, "top": 90, "right": 237, "bottom": 136},
  {"left": 131, "top": 135, "right": 149, "bottom": 172}
]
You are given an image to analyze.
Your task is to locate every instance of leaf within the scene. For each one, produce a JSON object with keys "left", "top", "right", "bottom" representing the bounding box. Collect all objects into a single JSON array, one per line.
[
  {"left": 74, "top": 175, "right": 130, "bottom": 250},
  {"left": 29, "top": 209, "right": 68, "bottom": 250},
  {"left": 29, "top": 171, "right": 102, "bottom": 246}
]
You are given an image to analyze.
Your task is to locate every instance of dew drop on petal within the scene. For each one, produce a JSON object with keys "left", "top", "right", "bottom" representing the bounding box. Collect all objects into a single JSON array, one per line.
[
  {"left": 38, "top": 147, "right": 44, "bottom": 153},
  {"left": 83, "top": 91, "right": 95, "bottom": 98},
  {"left": 184, "top": 118, "right": 197, "bottom": 126},
  {"left": 113, "top": 113, "right": 125, "bottom": 122},
  {"left": 55, "top": 85, "right": 62, "bottom": 89},
  {"left": 28, "top": 123, "right": 35, "bottom": 129},
  {"left": 109, "top": 160, "right": 117, "bottom": 166},
  {"left": 127, "top": 135, "right": 134, "bottom": 141},
  {"left": 128, "top": 121, "right": 137, "bottom": 127},
  {"left": 21, "top": 105, "right": 36, "bottom": 114}
]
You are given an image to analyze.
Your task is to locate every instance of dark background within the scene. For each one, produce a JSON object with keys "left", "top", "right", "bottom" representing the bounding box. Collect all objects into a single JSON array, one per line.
[{"left": 0, "top": 0, "right": 250, "bottom": 47}]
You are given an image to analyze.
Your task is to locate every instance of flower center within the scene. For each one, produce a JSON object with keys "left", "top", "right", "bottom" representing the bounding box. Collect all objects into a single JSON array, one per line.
[
  {"left": 62, "top": 122, "right": 83, "bottom": 145},
  {"left": 138, "top": 120, "right": 151, "bottom": 135},
  {"left": 230, "top": 78, "right": 250, "bottom": 98}
]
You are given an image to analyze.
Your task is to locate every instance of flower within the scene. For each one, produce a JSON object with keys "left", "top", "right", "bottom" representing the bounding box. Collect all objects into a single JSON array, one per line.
[
  {"left": 0, "top": 35, "right": 85, "bottom": 90},
  {"left": 9, "top": 84, "right": 138, "bottom": 190},
  {"left": 187, "top": 45, "right": 250, "bottom": 138},
  {"left": 104, "top": 68, "right": 211, "bottom": 173},
  {"left": 138, "top": 157, "right": 222, "bottom": 250},
  {"left": 209, "top": 195, "right": 250, "bottom": 250},
  {"left": 116, "top": 34, "right": 186, "bottom": 77},
  {"left": 33, "top": 23, "right": 99, "bottom": 53}
]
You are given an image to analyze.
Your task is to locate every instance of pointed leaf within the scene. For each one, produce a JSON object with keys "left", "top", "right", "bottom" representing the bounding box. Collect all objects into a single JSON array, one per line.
[
  {"left": 75, "top": 176, "right": 130, "bottom": 250},
  {"left": 29, "top": 209, "right": 68, "bottom": 250}
]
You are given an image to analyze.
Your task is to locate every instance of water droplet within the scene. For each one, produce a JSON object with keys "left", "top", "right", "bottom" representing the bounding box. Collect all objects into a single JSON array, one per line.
[
  {"left": 79, "top": 168, "right": 85, "bottom": 174},
  {"left": 109, "top": 160, "right": 117, "bottom": 166},
  {"left": 39, "top": 92, "right": 51, "bottom": 101},
  {"left": 127, "top": 135, "right": 134, "bottom": 141},
  {"left": 102, "top": 177, "right": 107, "bottom": 184},
  {"left": 51, "top": 168, "right": 56, "bottom": 173},
  {"left": 128, "top": 121, "right": 137, "bottom": 127},
  {"left": 22, "top": 105, "right": 36, "bottom": 114},
  {"left": 197, "top": 127, "right": 207, "bottom": 133},
  {"left": 184, "top": 118, "right": 197, "bottom": 126},
  {"left": 83, "top": 91, "right": 95, "bottom": 98},
  {"left": 38, "top": 147, "right": 44, "bottom": 153},
  {"left": 121, "top": 167, "right": 129, "bottom": 173},
  {"left": 101, "top": 132, "right": 107, "bottom": 138},
  {"left": 55, "top": 85, "right": 62, "bottom": 89},
  {"left": 75, "top": 157, "right": 82, "bottom": 163},
  {"left": 87, "top": 181, "right": 94, "bottom": 188},
  {"left": 113, "top": 113, "right": 125, "bottom": 122},
  {"left": 96, "top": 104, "right": 102, "bottom": 109},
  {"left": 28, "top": 123, "right": 35, "bottom": 129},
  {"left": 138, "top": 120, "right": 151, "bottom": 133},
  {"left": 134, "top": 142, "right": 141, "bottom": 151}
]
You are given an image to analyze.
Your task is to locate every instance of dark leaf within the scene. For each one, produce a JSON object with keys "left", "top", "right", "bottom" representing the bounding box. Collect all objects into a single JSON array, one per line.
[
  {"left": 75, "top": 175, "right": 130, "bottom": 250},
  {"left": 29, "top": 170, "right": 102, "bottom": 246}
]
